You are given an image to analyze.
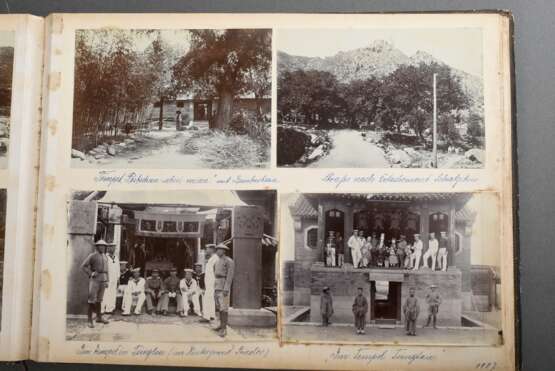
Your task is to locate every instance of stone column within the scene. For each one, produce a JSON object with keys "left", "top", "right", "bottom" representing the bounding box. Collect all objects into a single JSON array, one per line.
[
  {"left": 420, "top": 204, "right": 430, "bottom": 253},
  {"left": 317, "top": 203, "right": 326, "bottom": 263},
  {"left": 229, "top": 205, "right": 275, "bottom": 327},
  {"left": 344, "top": 204, "right": 354, "bottom": 265},
  {"left": 67, "top": 200, "right": 98, "bottom": 315},
  {"left": 449, "top": 202, "right": 456, "bottom": 267}
]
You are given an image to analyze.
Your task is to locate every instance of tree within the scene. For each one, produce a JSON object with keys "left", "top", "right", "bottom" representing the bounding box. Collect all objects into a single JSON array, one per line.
[{"left": 172, "top": 29, "right": 271, "bottom": 130}]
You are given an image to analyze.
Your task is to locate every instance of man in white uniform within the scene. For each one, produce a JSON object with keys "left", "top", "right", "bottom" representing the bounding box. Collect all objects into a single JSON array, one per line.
[
  {"left": 423, "top": 233, "right": 439, "bottom": 270},
  {"left": 101, "top": 243, "right": 119, "bottom": 314},
  {"left": 199, "top": 244, "right": 219, "bottom": 323},
  {"left": 122, "top": 268, "right": 146, "bottom": 315},
  {"left": 347, "top": 230, "right": 363, "bottom": 268},
  {"left": 438, "top": 231, "right": 449, "bottom": 271},
  {"left": 411, "top": 234, "right": 423, "bottom": 270},
  {"left": 180, "top": 269, "right": 201, "bottom": 317}
]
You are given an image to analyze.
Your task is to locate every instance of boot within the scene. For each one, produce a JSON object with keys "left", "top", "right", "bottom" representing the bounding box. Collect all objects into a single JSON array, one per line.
[
  {"left": 218, "top": 311, "right": 227, "bottom": 338},
  {"left": 212, "top": 311, "right": 222, "bottom": 331},
  {"left": 96, "top": 303, "right": 109, "bottom": 324},
  {"left": 424, "top": 315, "right": 431, "bottom": 327},
  {"left": 433, "top": 315, "right": 437, "bottom": 329},
  {"left": 87, "top": 303, "right": 95, "bottom": 328}
]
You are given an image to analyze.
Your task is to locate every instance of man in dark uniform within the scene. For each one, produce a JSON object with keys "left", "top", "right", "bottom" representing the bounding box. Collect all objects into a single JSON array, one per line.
[
  {"left": 425, "top": 285, "right": 442, "bottom": 329},
  {"left": 403, "top": 287, "right": 420, "bottom": 335},
  {"left": 213, "top": 244, "right": 234, "bottom": 337},
  {"left": 193, "top": 262, "right": 205, "bottom": 314},
  {"left": 158, "top": 267, "right": 183, "bottom": 315},
  {"left": 352, "top": 287, "right": 368, "bottom": 334},
  {"left": 145, "top": 268, "right": 163, "bottom": 315},
  {"left": 80, "top": 239, "right": 113, "bottom": 328}
]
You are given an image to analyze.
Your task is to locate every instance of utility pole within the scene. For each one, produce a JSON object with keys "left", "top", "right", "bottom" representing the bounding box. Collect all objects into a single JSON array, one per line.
[{"left": 432, "top": 73, "right": 438, "bottom": 168}]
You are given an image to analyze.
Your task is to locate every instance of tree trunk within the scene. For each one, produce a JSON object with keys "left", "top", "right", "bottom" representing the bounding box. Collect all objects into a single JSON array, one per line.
[
  {"left": 158, "top": 95, "right": 164, "bottom": 131},
  {"left": 213, "top": 89, "right": 234, "bottom": 130}
]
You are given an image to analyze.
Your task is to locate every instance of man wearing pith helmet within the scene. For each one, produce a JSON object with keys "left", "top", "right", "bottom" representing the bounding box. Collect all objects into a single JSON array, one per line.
[
  {"left": 80, "top": 239, "right": 114, "bottom": 328},
  {"left": 212, "top": 244, "right": 235, "bottom": 337}
]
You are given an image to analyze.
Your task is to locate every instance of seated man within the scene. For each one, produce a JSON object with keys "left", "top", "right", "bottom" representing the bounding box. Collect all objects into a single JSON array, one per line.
[
  {"left": 158, "top": 267, "right": 183, "bottom": 315},
  {"left": 180, "top": 268, "right": 202, "bottom": 317},
  {"left": 145, "top": 268, "right": 163, "bottom": 315},
  {"left": 122, "top": 268, "right": 146, "bottom": 316}
]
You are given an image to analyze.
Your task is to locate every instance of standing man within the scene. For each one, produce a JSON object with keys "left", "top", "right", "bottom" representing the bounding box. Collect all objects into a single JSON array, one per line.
[
  {"left": 403, "top": 287, "right": 420, "bottom": 336},
  {"left": 193, "top": 262, "right": 205, "bottom": 314},
  {"left": 352, "top": 287, "right": 368, "bottom": 335},
  {"left": 80, "top": 240, "right": 111, "bottom": 328},
  {"left": 411, "top": 234, "right": 423, "bottom": 270},
  {"left": 101, "top": 243, "right": 119, "bottom": 315},
  {"left": 200, "top": 244, "right": 219, "bottom": 323},
  {"left": 423, "top": 232, "right": 439, "bottom": 270},
  {"left": 336, "top": 233, "right": 345, "bottom": 268},
  {"left": 158, "top": 267, "right": 183, "bottom": 316},
  {"left": 425, "top": 285, "right": 442, "bottom": 329},
  {"left": 438, "top": 231, "right": 449, "bottom": 271},
  {"left": 320, "top": 287, "right": 334, "bottom": 326},
  {"left": 180, "top": 268, "right": 202, "bottom": 317},
  {"left": 176, "top": 110, "right": 183, "bottom": 131},
  {"left": 325, "top": 231, "right": 336, "bottom": 267},
  {"left": 348, "top": 230, "right": 362, "bottom": 268},
  {"left": 122, "top": 268, "right": 146, "bottom": 316},
  {"left": 145, "top": 268, "right": 163, "bottom": 315},
  {"left": 213, "top": 244, "right": 234, "bottom": 337}
]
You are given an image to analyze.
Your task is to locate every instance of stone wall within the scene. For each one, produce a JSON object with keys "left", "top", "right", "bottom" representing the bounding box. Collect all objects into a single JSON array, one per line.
[{"left": 307, "top": 265, "right": 462, "bottom": 326}]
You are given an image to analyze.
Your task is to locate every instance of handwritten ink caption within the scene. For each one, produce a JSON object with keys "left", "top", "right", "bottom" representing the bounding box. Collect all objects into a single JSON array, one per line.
[{"left": 322, "top": 172, "right": 479, "bottom": 189}]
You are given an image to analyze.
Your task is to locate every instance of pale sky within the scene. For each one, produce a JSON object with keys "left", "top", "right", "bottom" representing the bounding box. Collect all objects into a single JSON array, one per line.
[
  {"left": 278, "top": 28, "right": 483, "bottom": 77},
  {"left": 0, "top": 31, "right": 14, "bottom": 47}
]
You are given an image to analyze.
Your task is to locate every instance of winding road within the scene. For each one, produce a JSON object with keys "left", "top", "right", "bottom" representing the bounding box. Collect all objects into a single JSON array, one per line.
[{"left": 309, "top": 130, "right": 390, "bottom": 168}]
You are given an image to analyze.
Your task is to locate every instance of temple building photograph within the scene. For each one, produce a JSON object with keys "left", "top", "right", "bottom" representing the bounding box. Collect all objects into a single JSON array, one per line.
[
  {"left": 65, "top": 189, "right": 277, "bottom": 342},
  {"left": 280, "top": 192, "right": 502, "bottom": 344}
]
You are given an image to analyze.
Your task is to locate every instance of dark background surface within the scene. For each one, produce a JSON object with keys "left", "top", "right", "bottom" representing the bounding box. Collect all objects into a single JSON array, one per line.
[{"left": 1, "top": 0, "right": 553, "bottom": 370}]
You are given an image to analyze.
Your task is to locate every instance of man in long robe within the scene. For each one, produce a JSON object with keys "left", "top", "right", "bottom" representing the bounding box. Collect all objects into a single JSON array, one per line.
[
  {"left": 403, "top": 287, "right": 420, "bottom": 335},
  {"left": 320, "top": 287, "right": 334, "bottom": 326},
  {"left": 199, "top": 244, "right": 219, "bottom": 323},
  {"left": 352, "top": 287, "right": 368, "bottom": 334},
  {"left": 101, "top": 244, "right": 119, "bottom": 314}
]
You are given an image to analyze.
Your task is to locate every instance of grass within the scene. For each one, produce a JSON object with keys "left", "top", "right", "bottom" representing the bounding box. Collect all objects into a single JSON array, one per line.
[{"left": 183, "top": 130, "right": 270, "bottom": 169}]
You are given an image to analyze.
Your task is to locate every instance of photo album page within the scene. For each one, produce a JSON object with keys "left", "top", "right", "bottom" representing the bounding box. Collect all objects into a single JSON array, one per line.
[{"left": 0, "top": 11, "right": 519, "bottom": 370}]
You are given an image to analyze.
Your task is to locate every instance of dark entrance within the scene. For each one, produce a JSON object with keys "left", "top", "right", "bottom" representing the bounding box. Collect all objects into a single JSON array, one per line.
[
  {"left": 325, "top": 209, "right": 344, "bottom": 237},
  {"left": 370, "top": 281, "right": 402, "bottom": 324},
  {"left": 193, "top": 101, "right": 212, "bottom": 121}
]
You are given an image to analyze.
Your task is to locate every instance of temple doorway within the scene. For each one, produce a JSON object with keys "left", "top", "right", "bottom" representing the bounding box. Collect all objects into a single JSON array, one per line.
[
  {"left": 370, "top": 281, "right": 402, "bottom": 324},
  {"left": 325, "top": 209, "right": 344, "bottom": 238}
]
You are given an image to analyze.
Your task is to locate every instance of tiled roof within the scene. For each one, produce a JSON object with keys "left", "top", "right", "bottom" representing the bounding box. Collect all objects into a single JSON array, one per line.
[
  {"left": 290, "top": 195, "right": 318, "bottom": 218},
  {"left": 455, "top": 207, "right": 476, "bottom": 222}
]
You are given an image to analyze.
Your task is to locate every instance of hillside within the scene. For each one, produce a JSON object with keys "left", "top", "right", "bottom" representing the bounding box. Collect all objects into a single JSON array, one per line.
[{"left": 278, "top": 40, "right": 483, "bottom": 111}]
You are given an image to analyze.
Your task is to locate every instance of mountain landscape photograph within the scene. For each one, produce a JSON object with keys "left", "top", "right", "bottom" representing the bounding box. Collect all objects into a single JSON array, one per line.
[
  {"left": 0, "top": 31, "right": 14, "bottom": 168},
  {"left": 277, "top": 28, "right": 485, "bottom": 168}
]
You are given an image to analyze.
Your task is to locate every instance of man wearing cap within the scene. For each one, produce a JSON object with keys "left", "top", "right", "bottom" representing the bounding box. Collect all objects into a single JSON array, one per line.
[
  {"left": 193, "top": 263, "right": 205, "bottom": 314},
  {"left": 80, "top": 240, "right": 112, "bottom": 328},
  {"left": 423, "top": 232, "right": 439, "bottom": 270},
  {"left": 145, "top": 268, "right": 163, "bottom": 315},
  {"left": 347, "top": 230, "right": 363, "bottom": 268},
  {"left": 425, "top": 285, "right": 442, "bottom": 329},
  {"left": 180, "top": 269, "right": 201, "bottom": 317},
  {"left": 101, "top": 243, "right": 119, "bottom": 315},
  {"left": 122, "top": 268, "right": 146, "bottom": 315},
  {"left": 213, "top": 244, "right": 234, "bottom": 337},
  {"left": 200, "top": 244, "right": 218, "bottom": 323},
  {"left": 411, "top": 234, "right": 423, "bottom": 270},
  {"left": 158, "top": 267, "right": 184, "bottom": 316}
]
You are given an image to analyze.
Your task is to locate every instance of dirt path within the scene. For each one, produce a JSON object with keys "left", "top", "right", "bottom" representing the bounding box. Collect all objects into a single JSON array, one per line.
[
  {"left": 309, "top": 130, "right": 390, "bottom": 168},
  {"left": 72, "top": 126, "right": 205, "bottom": 169}
]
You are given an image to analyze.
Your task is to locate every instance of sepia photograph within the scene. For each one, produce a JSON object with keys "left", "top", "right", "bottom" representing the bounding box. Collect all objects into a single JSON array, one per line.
[
  {"left": 277, "top": 29, "right": 485, "bottom": 168},
  {"left": 0, "top": 32, "right": 14, "bottom": 169},
  {"left": 280, "top": 192, "right": 502, "bottom": 345},
  {"left": 65, "top": 190, "right": 278, "bottom": 342},
  {"left": 0, "top": 189, "right": 5, "bottom": 326},
  {"left": 70, "top": 29, "right": 271, "bottom": 169}
]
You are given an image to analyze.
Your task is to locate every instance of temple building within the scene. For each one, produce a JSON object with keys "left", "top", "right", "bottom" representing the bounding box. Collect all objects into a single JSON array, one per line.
[
  {"left": 282, "top": 193, "right": 492, "bottom": 326},
  {"left": 66, "top": 190, "right": 277, "bottom": 326}
]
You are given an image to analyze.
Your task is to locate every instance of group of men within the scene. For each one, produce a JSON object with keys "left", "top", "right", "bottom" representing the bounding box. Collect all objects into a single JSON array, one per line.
[
  {"left": 338, "top": 230, "right": 449, "bottom": 271},
  {"left": 81, "top": 240, "right": 235, "bottom": 337},
  {"left": 320, "top": 284, "right": 443, "bottom": 336}
]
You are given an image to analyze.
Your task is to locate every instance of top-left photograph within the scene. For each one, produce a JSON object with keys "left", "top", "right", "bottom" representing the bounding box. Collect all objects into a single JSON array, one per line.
[
  {"left": 0, "top": 31, "right": 14, "bottom": 169},
  {"left": 70, "top": 29, "right": 272, "bottom": 169}
]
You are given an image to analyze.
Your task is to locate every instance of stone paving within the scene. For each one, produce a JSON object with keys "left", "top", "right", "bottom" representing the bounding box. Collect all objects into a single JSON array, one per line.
[
  {"left": 282, "top": 322, "right": 501, "bottom": 345},
  {"left": 67, "top": 313, "right": 276, "bottom": 343}
]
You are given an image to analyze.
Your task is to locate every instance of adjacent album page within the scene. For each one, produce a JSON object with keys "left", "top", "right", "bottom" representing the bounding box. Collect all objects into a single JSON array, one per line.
[
  {"left": 0, "top": 14, "right": 44, "bottom": 361},
  {"left": 32, "top": 13, "right": 515, "bottom": 371}
]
